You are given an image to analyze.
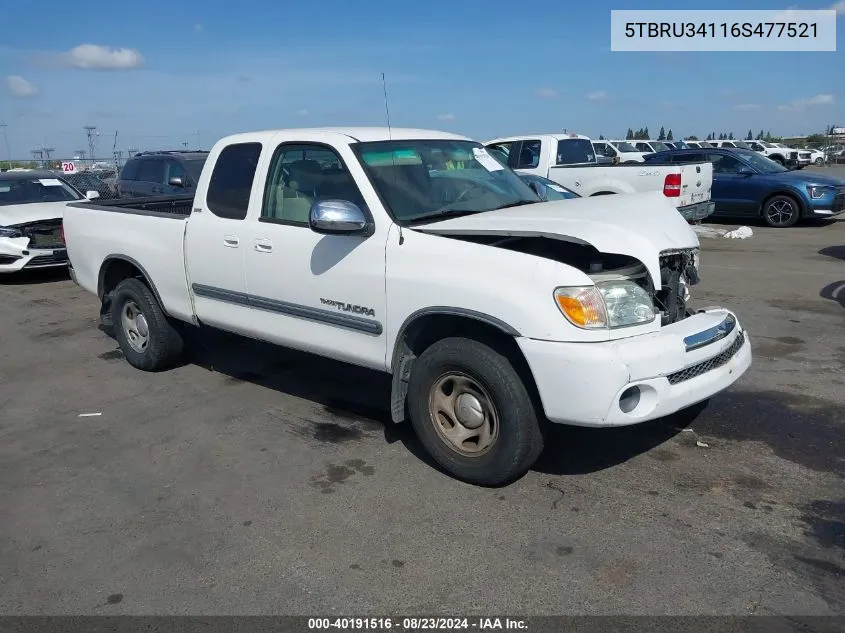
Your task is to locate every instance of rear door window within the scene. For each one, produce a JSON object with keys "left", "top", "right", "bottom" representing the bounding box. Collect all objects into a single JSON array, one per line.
[
  {"left": 556, "top": 139, "right": 595, "bottom": 165},
  {"left": 206, "top": 142, "right": 262, "bottom": 220}
]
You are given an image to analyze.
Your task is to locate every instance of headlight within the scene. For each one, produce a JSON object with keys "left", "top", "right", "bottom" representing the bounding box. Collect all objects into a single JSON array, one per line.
[
  {"left": 597, "top": 280, "right": 658, "bottom": 328},
  {"left": 554, "top": 281, "right": 656, "bottom": 329},
  {"left": 807, "top": 185, "right": 833, "bottom": 199},
  {"left": 0, "top": 226, "right": 24, "bottom": 238}
]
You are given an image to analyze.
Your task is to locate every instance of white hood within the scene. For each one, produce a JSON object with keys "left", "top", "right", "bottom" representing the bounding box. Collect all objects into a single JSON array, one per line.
[
  {"left": 413, "top": 191, "right": 699, "bottom": 288},
  {"left": 0, "top": 201, "right": 69, "bottom": 227}
]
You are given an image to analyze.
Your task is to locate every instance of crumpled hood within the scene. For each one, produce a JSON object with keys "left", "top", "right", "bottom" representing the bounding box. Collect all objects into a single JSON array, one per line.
[
  {"left": 413, "top": 191, "right": 699, "bottom": 288},
  {"left": 0, "top": 201, "right": 69, "bottom": 227}
]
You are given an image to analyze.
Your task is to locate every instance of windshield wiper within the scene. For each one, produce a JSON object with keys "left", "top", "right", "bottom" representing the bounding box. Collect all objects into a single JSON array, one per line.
[
  {"left": 490, "top": 200, "right": 537, "bottom": 211},
  {"left": 407, "top": 209, "right": 481, "bottom": 225}
]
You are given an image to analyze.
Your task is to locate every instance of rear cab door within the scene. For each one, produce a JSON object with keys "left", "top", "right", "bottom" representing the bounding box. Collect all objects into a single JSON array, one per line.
[{"left": 184, "top": 139, "right": 265, "bottom": 331}]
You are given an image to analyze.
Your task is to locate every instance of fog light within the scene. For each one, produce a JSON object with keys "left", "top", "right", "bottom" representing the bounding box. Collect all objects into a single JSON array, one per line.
[{"left": 619, "top": 386, "right": 641, "bottom": 413}]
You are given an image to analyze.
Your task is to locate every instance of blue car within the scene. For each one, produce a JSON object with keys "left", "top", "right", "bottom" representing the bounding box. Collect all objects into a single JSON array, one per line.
[{"left": 644, "top": 147, "right": 845, "bottom": 227}]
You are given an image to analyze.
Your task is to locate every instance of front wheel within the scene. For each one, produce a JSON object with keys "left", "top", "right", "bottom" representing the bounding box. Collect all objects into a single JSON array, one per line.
[
  {"left": 407, "top": 337, "right": 544, "bottom": 486},
  {"left": 815, "top": 157, "right": 824, "bottom": 165},
  {"left": 762, "top": 195, "right": 800, "bottom": 228},
  {"left": 110, "top": 278, "right": 184, "bottom": 371}
]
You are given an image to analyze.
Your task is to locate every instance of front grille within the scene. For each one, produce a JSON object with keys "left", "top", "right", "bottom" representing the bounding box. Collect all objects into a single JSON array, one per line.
[
  {"left": 13, "top": 219, "right": 64, "bottom": 250},
  {"left": 24, "top": 250, "right": 69, "bottom": 268},
  {"left": 799, "top": 152, "right": 811, "bottom": 159},
  {"left": 667, "top": 331, "right": 745, "bottom": 385}
]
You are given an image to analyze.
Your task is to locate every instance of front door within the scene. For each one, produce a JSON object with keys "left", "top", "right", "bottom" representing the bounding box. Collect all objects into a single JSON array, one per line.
[
  {"left": 184, "top": 141, "right": 264, "bottom": 331},
  {"left": 241, "top": 136, "right": 388, "bottom": 370}
]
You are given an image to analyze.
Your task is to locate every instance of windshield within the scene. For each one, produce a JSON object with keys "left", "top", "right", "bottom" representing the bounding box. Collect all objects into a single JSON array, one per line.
[
  {"left": 556, "top": 139, "right": 596, "bottom": 165},
  {"left": 731, "top": 141, "right": 750, "bottom": 149},
  {"left": 698, "top": 141, "right": 714, "bottom": 148},
  {"left": 352, "top": 140, "right": 540, "bottom": 224},
  {"left": 649, "top": 141, "right": 670, "bottom": 152},
  {"left": 760, "top": 142, "right": 775, "bottom": 148},
  {"left": 0, "top": 176, "right": 82, "bottom": 206},
  {"left": 184, "top": 158, "right": 207, "bottom": 182},
  {"left": 737, "top": 150, "right": 787, "bottom": 173},
  {"left": 612, "top": 141, "right": 638, "bottom": 152}
]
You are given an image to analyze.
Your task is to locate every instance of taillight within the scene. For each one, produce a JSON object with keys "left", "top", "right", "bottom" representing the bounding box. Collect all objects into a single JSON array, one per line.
[
  {"left": 663, "top": 173, "right": 681, "bottom": 197},
  {"left": 60, "top": 226, "right": 65, "bottom": 245}
]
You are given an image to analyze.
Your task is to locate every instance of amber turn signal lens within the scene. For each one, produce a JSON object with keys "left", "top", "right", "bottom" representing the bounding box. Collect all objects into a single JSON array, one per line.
[{"left": 554, "top": 287, "right": 608, "bottom": 329}]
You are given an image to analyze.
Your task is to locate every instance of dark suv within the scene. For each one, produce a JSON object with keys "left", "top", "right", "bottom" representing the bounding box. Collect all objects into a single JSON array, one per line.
[{"left": 117, "top": 150, "right": 209, "bottom": 197}]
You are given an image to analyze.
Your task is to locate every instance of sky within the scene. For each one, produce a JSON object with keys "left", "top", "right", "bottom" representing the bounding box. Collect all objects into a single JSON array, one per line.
[{"left": 0, "top": 0, "right": 843, "bottom": 159}]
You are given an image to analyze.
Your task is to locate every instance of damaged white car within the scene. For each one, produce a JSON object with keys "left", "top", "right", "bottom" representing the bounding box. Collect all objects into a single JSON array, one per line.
[
  {"left": 63, "top": 128, "right": 752, "bottom": 485},
  {"left": 0, "top": 171, "right": 98, "bottom": 273}
]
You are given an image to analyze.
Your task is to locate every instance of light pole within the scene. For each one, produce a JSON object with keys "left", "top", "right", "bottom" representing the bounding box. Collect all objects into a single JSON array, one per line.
[{"left": 0, "top": 121, "right": 12, "bottom": 170}]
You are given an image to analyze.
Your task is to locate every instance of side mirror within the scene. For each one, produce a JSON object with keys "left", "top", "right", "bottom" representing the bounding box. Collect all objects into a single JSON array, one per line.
[
  {"left": 85, "top": 190, "right": 100, "bottom": 200},
  {"left": 737, "top": 165, "right": 754, "bottom": 176},
  {"left": 528, "top": 180, "right": 548, "bottom": 201},
  {"left": 168, "top": 176, "right": 185, "bottom": 187},
  {"left": 309, "top": 200, "right": 373, "bottom": 236}
]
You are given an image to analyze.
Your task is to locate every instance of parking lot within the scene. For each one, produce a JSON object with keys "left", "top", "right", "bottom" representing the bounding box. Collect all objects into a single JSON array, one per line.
[{"left": 1, "top": 199, "right": 843, "bottom": 615}]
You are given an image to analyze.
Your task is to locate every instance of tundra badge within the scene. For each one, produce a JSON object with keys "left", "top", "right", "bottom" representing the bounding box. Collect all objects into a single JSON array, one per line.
[{"left": 320, "top": 298, "right": 376, "bottom": 317}]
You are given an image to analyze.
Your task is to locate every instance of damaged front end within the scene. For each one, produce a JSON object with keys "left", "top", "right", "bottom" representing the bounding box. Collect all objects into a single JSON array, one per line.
[
  {"left": 434, "top": 234, "right": 700, "bottom": 327},
  {"left": 655, "top": 248, "right": 700, "bottom": 325}
]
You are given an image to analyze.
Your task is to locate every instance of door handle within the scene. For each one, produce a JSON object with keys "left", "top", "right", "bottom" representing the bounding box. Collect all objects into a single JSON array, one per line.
[
  {"left": 253, "top": 238, "right": 273, "bottom": 253},
  {"left": 223, "top": 235, "right": 239, "bottom": 248}
]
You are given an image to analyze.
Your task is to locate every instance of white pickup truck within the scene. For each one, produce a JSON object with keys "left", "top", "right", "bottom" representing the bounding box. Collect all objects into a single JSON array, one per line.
[
  {"left": 484, "top": 134, "right": 715, "bottom": 222},
  {"left": 64, "top": 127, "right": 752, "bottom": 485}
]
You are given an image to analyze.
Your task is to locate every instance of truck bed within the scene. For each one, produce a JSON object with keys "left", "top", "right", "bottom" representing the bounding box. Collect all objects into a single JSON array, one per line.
[
  {"left": 64, "top": 195, "right": 195, "bottom": 323},
  {"left": 76, "top": 194, "right": 195, "bottom": 217}
]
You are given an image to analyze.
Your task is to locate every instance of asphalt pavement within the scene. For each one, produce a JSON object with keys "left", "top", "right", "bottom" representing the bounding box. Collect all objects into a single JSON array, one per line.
[{"left": 0, "top": 197, "right": 843, "bottom": 615}]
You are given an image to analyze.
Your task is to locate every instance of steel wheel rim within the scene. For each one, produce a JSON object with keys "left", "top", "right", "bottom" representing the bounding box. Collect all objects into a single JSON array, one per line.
[
  {"left": 121, "top": 300, "right": 150, "bottom": 353},
  {"left": 428, "top": 371, "right": 499, "bottom": 457},
  {"left": 766, "top": 199, "right": 795, "bottom": 226}
]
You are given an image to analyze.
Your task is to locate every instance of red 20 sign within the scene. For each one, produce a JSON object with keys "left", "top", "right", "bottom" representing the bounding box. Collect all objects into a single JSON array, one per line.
[{"left": 61, "top": 161, "right": 77, "bottom": 173}]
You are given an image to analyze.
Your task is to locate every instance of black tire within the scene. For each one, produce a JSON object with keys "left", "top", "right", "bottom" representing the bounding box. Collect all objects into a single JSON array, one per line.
[
  {"left": 762, "top": 194, "right": 801, "bottom": 228},
  {"left": 770, "top": 155, "right": 785, "bottom": 166},
  {"left": 814, "top": 157, "right": 824, "bottom": 165},
  {"left": 110, "top": 278, "right": 183, "bottom": 371},
  {"left": 406, "top": 337, "right": 544, "bottom": 486}
]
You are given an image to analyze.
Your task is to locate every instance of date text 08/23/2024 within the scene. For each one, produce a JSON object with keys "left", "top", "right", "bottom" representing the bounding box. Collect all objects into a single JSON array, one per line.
[{"left": 307, "top": 618, "right": 528, "bottom": 630}]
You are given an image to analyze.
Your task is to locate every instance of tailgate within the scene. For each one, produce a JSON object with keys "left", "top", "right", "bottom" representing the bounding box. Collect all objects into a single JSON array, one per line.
[{"left": 677, "top": 162, "right": 712, "bottom": 207}]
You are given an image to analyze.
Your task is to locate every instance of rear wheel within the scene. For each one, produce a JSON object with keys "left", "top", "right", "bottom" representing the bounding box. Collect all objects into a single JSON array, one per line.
[
  {"left": 111, "top": 278, "right": 184, "bottom": 371},
  {"left": 815, "top": 157, "right": 824, "bottom": 165},
  {"left": 762, "top": 195, "right": 800, "bottom": 228},
  {"left": 407, "top": 337, "right": 544, "bottom": 486}
]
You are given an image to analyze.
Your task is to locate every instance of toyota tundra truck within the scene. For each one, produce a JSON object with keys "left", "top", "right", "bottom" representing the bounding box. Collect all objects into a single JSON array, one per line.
[
  {"left": 64, "top": 127, "right": 752, "bottom": 485},
  {"left": 485, "top": 134, "right": 716, "bottom": 222}
]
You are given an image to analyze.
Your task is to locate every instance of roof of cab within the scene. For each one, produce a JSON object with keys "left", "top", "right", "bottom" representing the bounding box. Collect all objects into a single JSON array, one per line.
[
  {"left": 484, "top": 133, "right": 591, "bottom": 144},
  {"left": 218, "top": 127, "right": 473, "bottom": 144}
]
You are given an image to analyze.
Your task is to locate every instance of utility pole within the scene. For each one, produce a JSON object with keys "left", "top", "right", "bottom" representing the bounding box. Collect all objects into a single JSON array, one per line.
[
  {"left": 42, "top": 146, "right": 55, "bottom": 168},
  {"left": 84, "top": 125, "right": 97, "bottom": 165},
  {"left": 31, "top": 148, "right": 43, "bottom": 168},
  {"left": 0, "top": 121, "right": 11, "bottom": 170}
]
